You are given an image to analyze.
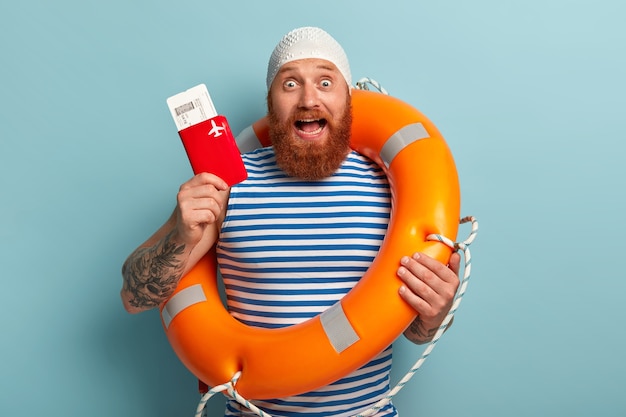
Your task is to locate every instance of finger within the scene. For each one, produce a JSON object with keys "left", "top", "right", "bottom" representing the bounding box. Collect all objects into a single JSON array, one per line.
[
  {"left": 398, "top": 263, "right": 454, "bottom": 321},
  {"left": 199, "top": 172, "right": 229, "bottom": 190},
  {"left": 400, "top": 254, "right": 459, "bottom": 304},
  {"left": 412, "top": 252, "right": 458, "bottom": 284},
  {"left": 182, "top": 172, "right": 229, "bottom": 191},
  {"left": 177, "top": 190, "right": 225, "bottom": 225},
  {"left": 178, "top": 178, "right": 229, "bottom": 210},
  {"left": 397, "top": 261, "right": 437, "bottom": 302},
  {"left": 177, "top": 203, "right": 219, "bottom": 226},
  {"left": 398, "top": 277, "right": 431, "bottom": 313},
  {"left": 448, "top": 252, "right": 461, "bottom": 276}
]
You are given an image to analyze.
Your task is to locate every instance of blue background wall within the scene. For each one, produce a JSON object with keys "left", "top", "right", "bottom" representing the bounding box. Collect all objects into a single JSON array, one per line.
[{"left": 2, "top": 0, "right": 625, "bottom": 416}]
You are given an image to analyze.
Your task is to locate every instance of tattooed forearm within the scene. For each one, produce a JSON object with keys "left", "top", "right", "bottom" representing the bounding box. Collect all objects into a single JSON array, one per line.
[
  {"left": 121, "top": 231, "right": 188, "bottom": 310},
  {"left": 406, "top": 317, "right": 437, "bottom": 344},
  {"left": 404, "top": 316, "right": 454, "bottom": 345}
]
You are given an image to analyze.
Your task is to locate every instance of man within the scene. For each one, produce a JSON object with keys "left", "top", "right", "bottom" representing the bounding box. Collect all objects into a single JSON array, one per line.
[{"left": 121, "top": 26, "right": 460, "bottom": 416}]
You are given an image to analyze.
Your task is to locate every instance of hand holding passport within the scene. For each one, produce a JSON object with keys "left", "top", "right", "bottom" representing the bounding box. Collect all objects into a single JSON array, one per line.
[{"left": 166, "top": 84, "right": 248, "bottom": 186}]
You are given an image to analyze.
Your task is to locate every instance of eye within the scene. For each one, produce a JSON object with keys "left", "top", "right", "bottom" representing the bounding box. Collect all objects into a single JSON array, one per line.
[
  {"left": 320, "top": 79, "right": 332, "bottom": 88},
  {"left": 284, "top": 80, "right": 297, "bottom": 88}
]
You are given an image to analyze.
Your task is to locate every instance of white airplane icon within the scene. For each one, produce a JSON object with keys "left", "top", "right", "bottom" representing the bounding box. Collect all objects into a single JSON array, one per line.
[{"left": 208, "top": 119, "right": 227, "bottom": 137}]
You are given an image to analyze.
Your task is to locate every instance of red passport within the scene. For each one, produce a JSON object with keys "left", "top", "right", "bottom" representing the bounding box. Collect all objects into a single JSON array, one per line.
[{"left": 178, "top": 115, "right": 248, "bottom": 186}]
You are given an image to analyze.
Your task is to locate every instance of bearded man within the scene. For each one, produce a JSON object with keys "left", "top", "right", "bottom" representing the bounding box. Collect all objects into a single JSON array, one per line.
[{"left": 121, "top": 27, "right": 460, "bottom": 417}]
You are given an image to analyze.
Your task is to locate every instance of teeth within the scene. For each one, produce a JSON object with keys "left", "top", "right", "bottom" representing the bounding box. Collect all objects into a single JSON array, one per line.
[{"left": 298, "top": 126, "right": 323, "bottom": 134}]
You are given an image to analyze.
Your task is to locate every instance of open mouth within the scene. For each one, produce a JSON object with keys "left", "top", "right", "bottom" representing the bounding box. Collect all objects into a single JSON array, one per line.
[{"left": 295, "top": 118, "right": 327, "bottom": 135}]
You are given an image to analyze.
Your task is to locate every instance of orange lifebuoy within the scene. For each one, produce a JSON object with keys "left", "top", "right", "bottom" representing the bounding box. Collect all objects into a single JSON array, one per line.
[{"left": 159, "top": 89, "right": 460, "bottom": 400}]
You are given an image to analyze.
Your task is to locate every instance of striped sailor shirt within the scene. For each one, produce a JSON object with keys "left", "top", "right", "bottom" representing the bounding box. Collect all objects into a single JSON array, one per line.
[{"left": 216, "top": 147, "right": 397, "bottom": 416}]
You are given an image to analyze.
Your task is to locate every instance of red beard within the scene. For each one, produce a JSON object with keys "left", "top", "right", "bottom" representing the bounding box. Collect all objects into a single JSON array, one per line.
[{"left": 267, "top": 97, "right": 352, "bottom": 181}]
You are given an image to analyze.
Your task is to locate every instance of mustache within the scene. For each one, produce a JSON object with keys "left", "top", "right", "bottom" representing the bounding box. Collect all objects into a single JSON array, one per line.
[{"left": 289, "top": 109, "right": 328, "bottom": 123}]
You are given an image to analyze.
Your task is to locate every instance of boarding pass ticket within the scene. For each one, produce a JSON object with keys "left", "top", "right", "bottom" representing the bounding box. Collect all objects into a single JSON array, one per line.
[{"left": 166, "top": 84, "right": 218, "bottom": 132}]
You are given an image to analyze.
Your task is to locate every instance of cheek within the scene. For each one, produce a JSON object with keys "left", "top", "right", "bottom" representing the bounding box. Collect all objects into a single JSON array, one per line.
[
  {"left": 274, "top": 107, "right": 293, "bottom": 125},
  {"left": 268, "top": 93, "right": 295, "bottom": 124},
  {"left": 328, "top": 93, "right": 350, "bottom": 119}
]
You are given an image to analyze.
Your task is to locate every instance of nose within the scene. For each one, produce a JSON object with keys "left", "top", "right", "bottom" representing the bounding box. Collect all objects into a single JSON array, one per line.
[{"left": 298, "top": 83, "right": 320, "bottom": 109}]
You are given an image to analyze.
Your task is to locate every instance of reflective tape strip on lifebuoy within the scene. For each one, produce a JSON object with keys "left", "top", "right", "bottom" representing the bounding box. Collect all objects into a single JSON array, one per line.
[{"left": 159, "top": 89, "right": 460, "bottom": 400}]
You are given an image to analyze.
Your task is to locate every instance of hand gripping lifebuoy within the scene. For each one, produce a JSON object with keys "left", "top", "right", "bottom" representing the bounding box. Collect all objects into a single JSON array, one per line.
[{"left": 159, "top": 89, "right": 460, "bottom": 400}]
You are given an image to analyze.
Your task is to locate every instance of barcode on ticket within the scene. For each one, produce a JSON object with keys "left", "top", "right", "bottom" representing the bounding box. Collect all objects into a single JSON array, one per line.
[
  {"left": 166, "top": 84, "right": 218, "bottom": 131},
  {"left": 175, "top": 101, "right": 195, "bottom": 116}
]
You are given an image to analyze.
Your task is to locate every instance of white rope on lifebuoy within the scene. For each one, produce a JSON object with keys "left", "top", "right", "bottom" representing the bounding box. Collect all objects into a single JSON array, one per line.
[
  {"left": 196, "top": 372, "right": 272, "bottom": 417},
  {"left": 355, "top": 77, "right": 389, "bottom": 94}
]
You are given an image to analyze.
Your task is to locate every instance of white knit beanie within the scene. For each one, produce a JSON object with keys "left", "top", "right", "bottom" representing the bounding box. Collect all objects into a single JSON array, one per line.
[{"left": 266, "top": 27, "right": 352, "bottom": 90}]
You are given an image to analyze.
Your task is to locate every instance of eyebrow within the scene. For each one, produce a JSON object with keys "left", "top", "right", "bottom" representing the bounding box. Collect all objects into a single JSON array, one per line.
[{"left": 278, "top": 62, "right": 338, "bottom": 75}]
